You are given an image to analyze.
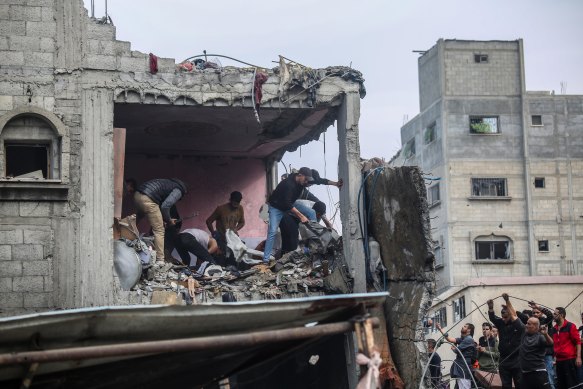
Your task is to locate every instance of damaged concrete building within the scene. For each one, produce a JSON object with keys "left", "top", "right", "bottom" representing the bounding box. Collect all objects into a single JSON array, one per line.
[
  {"left": 393, "top": 38, "right": 583, "bottom": 383},
  {"left": 0, "top": 1, "right": 436, "bottom": 388}
]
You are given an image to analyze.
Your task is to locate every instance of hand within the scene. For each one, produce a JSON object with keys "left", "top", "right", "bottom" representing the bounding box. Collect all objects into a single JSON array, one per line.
[
  {"left": 336, "top": 178, "right": 344, "bottom": 188},
  {"left": 528, "top": 300, "right": 537, "bottom": 309},
  {"left": 577, "top": 356, "right": 582, "bottom": 368},
  {"left": 299, "top": 215, "right": 308, "bottom": 224},
  {"left": 487, "top": 299, "right": 494, "bottom": 310},
  {"left": 478, "top": 346, "right": 484, "bottom": 352},
  {"left": 540, "top": 325, "right": 547, "bottom": 335},
  {"left": 436, "top": 323, "right": 442, "bottom": 331},
  {"left": 502, "top": 293, "right": 509, "bottom": 301}
]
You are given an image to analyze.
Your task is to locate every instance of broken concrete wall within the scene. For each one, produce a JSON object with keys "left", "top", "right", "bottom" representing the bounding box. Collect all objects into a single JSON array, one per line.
[{"left": 366, "top": 165, "right": 434, "bottom": 388}]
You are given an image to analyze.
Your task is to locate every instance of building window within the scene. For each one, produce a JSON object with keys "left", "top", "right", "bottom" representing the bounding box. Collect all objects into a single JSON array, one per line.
[
  {"left": 538, "top": 240, "right": 549, "bottom": 252},
  {"left": 1, "top": 115, "right": 61, "bottom": 180},
  {"left": 475, "top": 236, "right": 511, "bottom": 260},
  {"left": 434, "top": 237, "right": 444, "bottom": 268},
  {"left": 474, "top": 54, "right": 489, "bottom": 63},
  {"left": 470, "top": 116, "right": 499, "bottom": 134},
  {"left": 453, "top": 296, "right": 466, "bottom": 322},
  {"left": 403, "top": 138, "right": 416, "bottom": 159},
  {"left": 424, "top": 122, "right": 436, "bottom": 144},
  {"left": 531, "top": 115, "right": 543, "bottom": 126},
  {"left": 471, "top": 178, "right": 507, "bottom": 197},
  {"left": 428, "top": 184, "right": 440, "bottom": 207},
  {"left": 534, "top": 177, "right": 545, "bottom": 188},
  {"left": 434, "top": 307, "right": 447, "bottom": 331}
]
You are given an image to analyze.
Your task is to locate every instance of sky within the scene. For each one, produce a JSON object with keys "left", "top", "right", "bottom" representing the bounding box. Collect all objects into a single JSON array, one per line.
[{"left": 84, "top": 0, "right": 583, "bottom": 227}]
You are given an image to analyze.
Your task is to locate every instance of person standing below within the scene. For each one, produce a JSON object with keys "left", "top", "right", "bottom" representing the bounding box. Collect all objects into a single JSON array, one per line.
[
  {"left": 488, "top": 293, "right": 524, "bottom": 389},
  {"left": 427, "top": 338, "right": 442, "bottom": 388},
  {"left": 477, "top": 322, "right": 499, "bottom": 373},
  {"left": 436, "top": 322, "right": 476, "bottom": 389},
  {"left": 206, "top": 191, "right": 245, "bottom": 238},
  {"left": 134, "top": 178, "right": 187, "bottom": 262},
  {"left": 263, "top": 167, "right": 314, "bottom": 263},
  {"left": 518, "top": 315, "right": 554, "bottom": 388},
  {"left": 530, "top": 301, "right": 557, "bottom": 389},
  {"left": 552, "top": 306, "right": 582, "bottom": 389}
]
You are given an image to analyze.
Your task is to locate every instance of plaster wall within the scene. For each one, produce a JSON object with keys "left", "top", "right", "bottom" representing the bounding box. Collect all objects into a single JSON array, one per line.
[{"left": 124, "top": 155, "right": 268, "bottom": 242}]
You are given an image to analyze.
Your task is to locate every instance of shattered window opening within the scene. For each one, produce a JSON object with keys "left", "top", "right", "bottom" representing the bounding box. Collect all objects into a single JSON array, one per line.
[
  {"left": 538, "top": 240, "right": 549, "bottom": 252},
  {"left": 433, "top": 307, "right": 447, "bottom": 332},
  {"left": 403, "top": 138, "right": 416, "bottom": 159},
  {"left": 471, "top": 178, "right": 507, "bottom": 197},
  {"left": 424, "top": 122, "right": 436, "bottom": 144},
  {"left": 5, "top": 143, "right": 50, "bottom": 179},
  {"left": 534, "top": 177, "right": 545, "bottom": 188},
  {"left": 475, "top": 237, "right": 511, "bottom": 260},
  {"left": 453, "top": 296, "right": 466, "bottom": 323},
  {"left": 469, "top": 116, "right": 499, "bottom": 134},
  {"left": 428, "top": 184, "right": 440, "bottom": 207}
]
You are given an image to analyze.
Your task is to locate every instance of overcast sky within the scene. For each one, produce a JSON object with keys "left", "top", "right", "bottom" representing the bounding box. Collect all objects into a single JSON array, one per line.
[{"left": 84, "top": 0, "right": 583, "bottom": 226}]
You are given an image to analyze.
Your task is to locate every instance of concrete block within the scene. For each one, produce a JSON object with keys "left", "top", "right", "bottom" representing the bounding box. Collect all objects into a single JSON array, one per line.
[
  {"left": 84, "top": 54, "right": 117, "bottom": 70},
  {"left": 0, "top": 50, "right": 24, "bottom": 66},
  {"left": 0, "top": 261, "right": 22, "bottom": 276},
  {"left": 40, "top": 6, "right": 53, "bottom": 21},
  {"left": 39, "top": 37, "right": 54, "bottom": 52},
  {"left": 0, "top": 277, "right": 12, "bottom": 292},
  {"left": 12, "top": 244, "right": 43, "bottom": 261},
  {"left": 0, "top": 4, "right": 8, "bottom": 19},
  {"left": 0, "top": 95, "right": 11, "bottom": 111},
  {"left": 0, "top": 245, "right": 10, "bottom": 261},
  {"left": 0, "top": 292, "right": 23, "bottom": 308},
  {"left": 0, "top": 229, "right": 23, "bottom": 244},
  {"left": 86, "top": 23, "right": 115, "bottom": 40},
  {"left": 25, "top": 21, "right": 56, "bottom": 38},
  {"left": 0, "top": 36, "right": 7, "bottom": 50},
  {"left": 20, "top": 202, "right": 51, "bottom": 217},
  {"left": 0, "top": 201, "right": 18, "bottom": 216},
  {"left": 13, "top": 276, "right": 44, "bottom": 292},
  {"left": 8, "top": 35, "right": 40, "bottom": 51},
  {"left": 43, "top": 96, "right": 54, "bottom": 111},
  {"left": 119, "top": 56, "right": 147, "bottom": 72},
  {"left": 0, "top": 20, "right": 25, "bottom": 35},
  {"left": 23, "top": 260, "right": 50, "bottom": 275},
  {"left": 24, "top": 292, "right": 51, "bottom": 308},
  {"left": 23, "top": 229, "right": 52, "bottom": 245},
  {"left": 44, "top": 274, "right": 53, "bottom": 291},
  {"left": 9, "top": 5, "right": 41, "bottom": 21},
  {"left": 27, "top": 51, "right": 53, "bottom": 67}
]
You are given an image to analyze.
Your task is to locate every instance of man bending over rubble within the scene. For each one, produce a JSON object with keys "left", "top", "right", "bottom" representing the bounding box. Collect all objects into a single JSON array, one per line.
[
  {"left": 263, "top": 167, "right": 314, "bottom": 263},
  {"left": 134, "top": 178, "right": 187, "bottom": 262},
  {"left": 206, "top": 191, "right": 245, "bottom": 239},
  {"left": 280, "top": 201, "right": 333, "bottom": 254},
  {"left": 169, "top": 227, "right": 223, "bottom": 275}
]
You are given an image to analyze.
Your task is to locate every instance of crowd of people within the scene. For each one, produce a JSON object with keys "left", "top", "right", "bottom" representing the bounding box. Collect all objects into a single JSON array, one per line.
[
  {"left": 428, "top": 293, "right": 582, "bottom": 389},
  {"left": 122, "top": 167, "right": 342, "bottom": 273}
]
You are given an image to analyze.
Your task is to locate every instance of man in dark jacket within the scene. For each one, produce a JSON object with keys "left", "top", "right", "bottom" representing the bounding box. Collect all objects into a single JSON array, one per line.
[
  {"left": 488, "top": 294, "right": 524, "bottom": 389},
  {"left": 436, "top": 322, "right": 476, "bottom": 389},
  {"left": 263, "top": 167, "right": 313, "bottom": 263},
  {"left": 134, "top": 178, "right": 187, "bottom": 262}
]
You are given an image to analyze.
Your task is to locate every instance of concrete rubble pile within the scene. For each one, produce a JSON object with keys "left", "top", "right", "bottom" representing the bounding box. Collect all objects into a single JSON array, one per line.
[{"left": 115, "top": 223, "right": 353, "bottom": 305}]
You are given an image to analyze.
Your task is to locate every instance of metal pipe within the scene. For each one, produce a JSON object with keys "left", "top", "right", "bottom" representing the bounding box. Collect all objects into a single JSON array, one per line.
[{"left": 0, "top": 318, "right": 379, "bottom": 366}]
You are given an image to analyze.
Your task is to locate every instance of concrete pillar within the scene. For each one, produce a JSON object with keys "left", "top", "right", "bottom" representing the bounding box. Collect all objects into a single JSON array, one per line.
[
  {"left": 78, "top": 88, "right": 116, "bottom": 306},
  {"left": 337, "top": 91, "right": 366, "bottom": 293}
]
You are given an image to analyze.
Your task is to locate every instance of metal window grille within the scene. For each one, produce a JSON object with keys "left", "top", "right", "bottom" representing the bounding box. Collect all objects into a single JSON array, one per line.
[
  {"left": 471, "top": 178, "right": 507, "bottom": 197},
  {"left": 453, "top": 296, "right": 466, "bottom": 322}
]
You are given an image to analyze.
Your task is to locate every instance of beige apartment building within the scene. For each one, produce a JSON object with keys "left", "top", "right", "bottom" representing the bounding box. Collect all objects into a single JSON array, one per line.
[{"left": 393, "top": 39, "right": 583, "bottom": 366}]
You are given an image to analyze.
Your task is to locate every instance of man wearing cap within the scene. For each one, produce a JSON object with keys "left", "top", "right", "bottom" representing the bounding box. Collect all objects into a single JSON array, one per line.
[
  {"left": 134, "top": 178, "right": 187, "bottom": 262},
  {"left": 262, "top": 167, "right": 314, "bottom": 263},
  {"left": 293, "top": 169, "right": 343, "bottom": 221}
]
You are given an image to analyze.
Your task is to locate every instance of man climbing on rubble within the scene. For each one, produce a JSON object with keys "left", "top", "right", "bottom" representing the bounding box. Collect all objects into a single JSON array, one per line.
[
  {"left": 293, "top": 169, "right": 342, "bottom": 221},
  {"left": 263, "top": 167, "right": 314, "bottom": 263},
  {"left": 134, "top": 178, "right": 187, "bottom": 262},
  {"left": 280, "top": 201, "right": 333, "bottom": 254},
  {"left": 206, "top": 191, "right": 245, "bottom": 239}
]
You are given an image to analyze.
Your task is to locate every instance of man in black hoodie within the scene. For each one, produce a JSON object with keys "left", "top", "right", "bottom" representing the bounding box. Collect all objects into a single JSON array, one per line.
[{"left": 134, "top": 178, "right": 187, "bottom": 262}]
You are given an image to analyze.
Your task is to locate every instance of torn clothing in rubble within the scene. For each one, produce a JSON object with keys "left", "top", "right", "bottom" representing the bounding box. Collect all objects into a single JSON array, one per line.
[
  {"left": 171, "top": 228, "right": 216, "bottom": 268},
  {"left": 253, "top": 72, "right": 268, "bottom": 111}
]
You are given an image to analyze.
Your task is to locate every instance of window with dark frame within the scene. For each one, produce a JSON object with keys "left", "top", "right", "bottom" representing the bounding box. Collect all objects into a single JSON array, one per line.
[
  {"left": 5, "top": 142, "right": 50, "bottom": 179},
  {"left": 403, "top": 138, "right": 416, "bottom": 159},
  {"left": 470, "top": 116, "right": 499, "bottom": 134},
  {"left": 475, "top": 240, "right": 511, "bottom": 260},
  {"left": 453, "top": 296, "right": 466, "bottom": 322},
  {"left": 471, "top": 178, "right": 507, "bottom": 197},
  {"left": 474, "top": 54, "right": 489, "bottom": 63},
  {"left": 531, "top": 115, "right": 543, "bottom": 126},
  {"left": 433, "top": 307, "right": 447, "bottom": 332},
  {"left": 538, "top": 240, "right": 549, "bottom": 252},
  {"left": 534, "top": 177, "right": 545, "bottom": 188},
  {"left": 424, "top": 122, "right": 436, "bottom": 144},
  {"left": 428, "top": 184, "right": 440, "bottom": 206},
  {"left": 434, "top": 238, "right": 443, "bottom": 268}
]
